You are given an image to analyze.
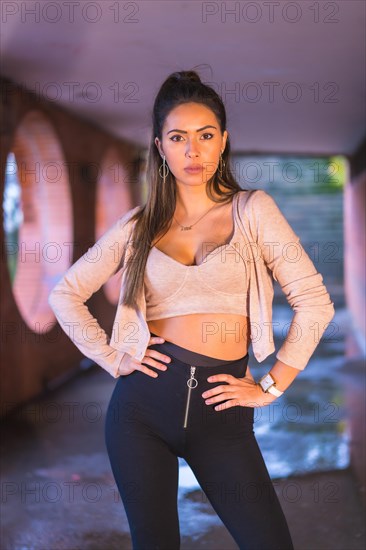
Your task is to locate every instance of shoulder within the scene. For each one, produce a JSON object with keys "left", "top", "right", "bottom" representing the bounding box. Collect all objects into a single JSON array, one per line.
[
  {"left": 119, "top": 204, "right": 143, "bottom": 222},
  {"left": 236, "top": 189, "right": 290, "bottom": 239},
  {"left": 236, "top": 188, "right": 275, "bottom": 214},
  {"left": 97, "top": 205, "right": 142, "bottom": 245},
  {"left": 238, "top": 188, "right": 272, "bottom": 201},
  {"left": 117, "top": 204, "right": 143, "bottom": 231}
]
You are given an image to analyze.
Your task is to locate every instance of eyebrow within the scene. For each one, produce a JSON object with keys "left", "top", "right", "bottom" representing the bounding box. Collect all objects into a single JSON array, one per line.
[{"left": 167, "top": 125, "right": 217, "bottom": 135}]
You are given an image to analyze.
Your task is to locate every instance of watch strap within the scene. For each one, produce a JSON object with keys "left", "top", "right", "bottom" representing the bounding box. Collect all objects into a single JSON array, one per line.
[{"left": 267, "top": 384, "right": 283, "bottom": 397}]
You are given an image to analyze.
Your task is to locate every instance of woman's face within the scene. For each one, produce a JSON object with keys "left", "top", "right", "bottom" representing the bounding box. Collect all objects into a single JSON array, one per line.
[{"left": 155, "top": 102, "right": 228, "bottom": 188}]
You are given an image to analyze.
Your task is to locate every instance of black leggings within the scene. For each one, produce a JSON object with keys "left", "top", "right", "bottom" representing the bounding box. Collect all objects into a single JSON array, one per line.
[{"left": 105, "top": 333, "right": 294, "bottom": 550}]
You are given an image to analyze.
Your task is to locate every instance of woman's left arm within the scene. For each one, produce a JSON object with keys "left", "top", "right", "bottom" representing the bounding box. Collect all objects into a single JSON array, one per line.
[
  {"left": 202, "top": 190, "right": 335, "bottom": 410},
  {"left": 253, "top": 189, "right": 336, "bottom": 380}
]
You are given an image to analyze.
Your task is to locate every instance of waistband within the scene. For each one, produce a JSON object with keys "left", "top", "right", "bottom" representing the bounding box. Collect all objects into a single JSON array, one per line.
[{"left": 149, "top": 332, "right": 249, "bottom": 369}]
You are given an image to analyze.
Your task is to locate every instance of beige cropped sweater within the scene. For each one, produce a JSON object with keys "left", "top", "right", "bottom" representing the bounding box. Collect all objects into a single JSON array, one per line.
[{"left": 48, "top": 189, "right": 335, "bottom": 378}]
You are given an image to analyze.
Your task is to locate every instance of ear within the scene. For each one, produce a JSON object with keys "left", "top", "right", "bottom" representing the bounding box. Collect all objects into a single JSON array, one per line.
[
  {"left": 222, "top": 130, "right": 228, "bottom": 153},
  {"left": 154, "top": 137, "right": 164, "bottom": 157}
]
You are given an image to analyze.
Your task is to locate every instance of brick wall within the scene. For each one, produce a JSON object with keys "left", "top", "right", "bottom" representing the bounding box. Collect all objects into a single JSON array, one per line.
[{"left": 0, "top": 77, "right": 143, "bottom": 415}]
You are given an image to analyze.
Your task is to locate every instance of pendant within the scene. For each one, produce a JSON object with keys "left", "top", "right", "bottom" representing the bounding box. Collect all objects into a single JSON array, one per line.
[{"left": 181, "top": 226, "right": 192, "bottom": 231}]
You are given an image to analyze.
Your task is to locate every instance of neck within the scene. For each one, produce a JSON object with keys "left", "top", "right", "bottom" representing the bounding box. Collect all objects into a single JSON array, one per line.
[{"left": 174, "top": 183, "right": 222, "bottom": 218}]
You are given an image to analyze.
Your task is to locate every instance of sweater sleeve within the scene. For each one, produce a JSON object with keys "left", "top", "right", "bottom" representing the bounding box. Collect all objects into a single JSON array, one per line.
[
  {"left": 253, "top": 190, "right": 335, "bottom": 370},
  {"left": 47, "top": 207, "right": 139, "bottom": 378}
]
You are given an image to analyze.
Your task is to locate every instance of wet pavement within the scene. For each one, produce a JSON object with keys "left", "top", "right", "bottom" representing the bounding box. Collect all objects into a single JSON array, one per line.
[{"left": 1, "top": 293, "right": 365, "bottom": 550}]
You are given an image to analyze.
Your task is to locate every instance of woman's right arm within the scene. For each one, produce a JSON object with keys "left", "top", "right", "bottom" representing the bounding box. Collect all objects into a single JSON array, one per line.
[{"left": 48, "top": 207, "right": 140, "bottom": 378}]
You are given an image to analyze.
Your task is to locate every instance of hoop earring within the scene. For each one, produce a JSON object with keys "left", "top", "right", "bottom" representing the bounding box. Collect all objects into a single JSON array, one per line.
[
  {"left": 219, "top": 153, "right": 225, "bottom": 177},
  {"left": 159, "top": 155, "right": 170, "bottom": 181}
]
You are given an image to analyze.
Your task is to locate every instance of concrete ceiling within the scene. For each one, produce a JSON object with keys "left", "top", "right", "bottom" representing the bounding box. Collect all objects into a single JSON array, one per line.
[{"left": 1, "top": 0, "right": 365, "bottom": 155}]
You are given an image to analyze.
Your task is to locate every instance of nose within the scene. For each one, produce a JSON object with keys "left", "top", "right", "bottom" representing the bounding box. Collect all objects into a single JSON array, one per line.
[{"left": 185, "top": 139, "right": 200, "bottom": 158}]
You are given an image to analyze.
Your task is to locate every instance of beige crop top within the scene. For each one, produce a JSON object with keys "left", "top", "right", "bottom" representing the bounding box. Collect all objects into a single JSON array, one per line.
[
  {"left": 144, "top": 192, "right": 249, "bottom": 320},
  {"left": 48, "top": 189, "right": 335, "bottom": 376}
]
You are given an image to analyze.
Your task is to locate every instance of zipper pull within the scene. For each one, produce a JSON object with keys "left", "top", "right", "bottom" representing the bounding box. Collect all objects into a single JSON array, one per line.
[
  {"left": 183, "top": 366, "right": 198, "bottom": 429},
  {"left": 187, "top": 366, "right": 198, "bottom": 389}
]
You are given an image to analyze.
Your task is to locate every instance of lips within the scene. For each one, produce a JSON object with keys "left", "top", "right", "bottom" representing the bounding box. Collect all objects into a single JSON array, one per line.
[{"left": 184, "top": 165, "right": 203, "bottom": 172}]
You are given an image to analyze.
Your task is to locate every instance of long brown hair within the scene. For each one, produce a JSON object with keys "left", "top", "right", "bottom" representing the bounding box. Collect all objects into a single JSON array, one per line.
[{"left": 121, "top": 69, "right": 248, "bottom": 309}]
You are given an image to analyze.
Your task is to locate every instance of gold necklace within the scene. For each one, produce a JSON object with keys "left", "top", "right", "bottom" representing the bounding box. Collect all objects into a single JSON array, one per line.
[{"left": 173, "top": 202, "right": 220, "bottom": 231}]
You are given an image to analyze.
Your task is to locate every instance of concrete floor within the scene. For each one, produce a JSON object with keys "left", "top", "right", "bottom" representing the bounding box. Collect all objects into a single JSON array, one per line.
[{"left": 1, "top": 346, "right": 365, "bottom": 550}]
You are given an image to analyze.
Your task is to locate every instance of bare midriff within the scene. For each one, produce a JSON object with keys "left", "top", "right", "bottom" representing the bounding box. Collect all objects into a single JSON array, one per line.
[{"left": 147, "top": 314, "right": 250, "bottom": 360}]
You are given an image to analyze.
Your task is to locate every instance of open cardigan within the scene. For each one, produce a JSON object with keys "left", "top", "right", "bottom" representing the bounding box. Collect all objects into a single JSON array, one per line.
[{"left": 48, "top": 189, "right": 335, "bottom": 378}]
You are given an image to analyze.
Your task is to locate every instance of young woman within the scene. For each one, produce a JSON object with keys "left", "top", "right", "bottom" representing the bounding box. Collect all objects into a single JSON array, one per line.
[{"left": 49, "top": 70, "right": 335, "bottom": 550}]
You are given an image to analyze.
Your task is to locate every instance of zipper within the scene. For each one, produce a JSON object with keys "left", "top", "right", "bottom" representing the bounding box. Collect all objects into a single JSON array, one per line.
[{"left": 183, "top": 366, "right": 198, "bottom": 429}]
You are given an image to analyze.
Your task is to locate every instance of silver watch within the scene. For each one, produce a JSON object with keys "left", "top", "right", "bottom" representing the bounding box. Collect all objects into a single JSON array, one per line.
[{"left": 258, "top": 372, "right": 283, "bottom": 397}]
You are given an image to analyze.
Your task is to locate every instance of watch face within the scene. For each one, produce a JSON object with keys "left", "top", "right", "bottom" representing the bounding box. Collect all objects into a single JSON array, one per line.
[{"left": 260, "top": 373, "right": 275, "bottom": 392}]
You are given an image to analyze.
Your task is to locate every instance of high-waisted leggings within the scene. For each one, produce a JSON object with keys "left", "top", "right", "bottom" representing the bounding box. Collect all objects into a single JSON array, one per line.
[{"left": 105, "top": 333, "right": 294, "bottom": 550}]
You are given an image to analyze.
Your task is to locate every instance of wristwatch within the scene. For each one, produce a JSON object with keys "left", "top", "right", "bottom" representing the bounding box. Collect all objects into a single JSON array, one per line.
[{"left": 258, "top": 372, "right": 284, "bottom": 397}]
